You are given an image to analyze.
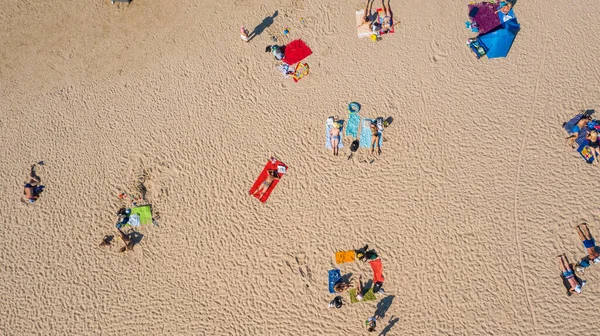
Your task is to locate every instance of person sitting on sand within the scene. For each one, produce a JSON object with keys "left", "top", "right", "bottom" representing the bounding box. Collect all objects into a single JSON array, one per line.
[
  {"left": 370, "top": 121, "right": 382, "bottom": 155},
  {"left": 586, "top": 130, "right": 600, "bottom": 164},
  {"left": 251, "top": 169, "right": 280, "bottom": 199},
  {"left": 576, "top": 223, "right": 600, "bottom": 268},
  {"left": 333, "top": 278, "right": 353, "bottom": 293},
  {"left": 558, "top": 254, "right": 586, "bottom": 295},
  {"left": 22, "top": 164, "right": 42, "bottom": 204},
  {"left": 355, "top": 275, "right": 365, "bottom": 301},
  {"left": 331, "top": 121, "right": 342, "bottom": 156}
]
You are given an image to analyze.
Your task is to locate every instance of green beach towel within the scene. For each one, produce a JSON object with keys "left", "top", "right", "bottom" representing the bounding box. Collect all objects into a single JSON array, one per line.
[
  {"left": 130, "top": 205, "right": 153, "bottom": 225},
  {"left": 349, "top": 288, "right": 377, "bottom": 303}
]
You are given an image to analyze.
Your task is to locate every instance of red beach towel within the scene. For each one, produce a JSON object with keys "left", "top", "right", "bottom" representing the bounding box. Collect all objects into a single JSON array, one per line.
[
  {"left": 249, "top": 158, "right": 288, "bottom": 203},
  {"left": 369, "top": 258, "right": 385, "bottom": 283},
  {"left": 283, "top": 39, "right": 312, "bottom": 65}
]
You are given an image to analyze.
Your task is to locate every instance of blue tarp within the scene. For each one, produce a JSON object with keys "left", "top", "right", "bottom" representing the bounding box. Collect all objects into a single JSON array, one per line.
[{"left": 476, "top": 8, "right": 520, "bottom": 59}]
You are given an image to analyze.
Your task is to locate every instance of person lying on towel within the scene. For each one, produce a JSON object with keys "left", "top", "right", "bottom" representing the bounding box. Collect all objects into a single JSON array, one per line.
[
  {"left": 576, "top": 223, "right": 600, "bottom": 271},
  {"left": 565, "top": 114, "right": 593, "bottom": 149},
  {"left": 251, "top": 169, "right": 280, "bottom": 199},
  {"left": 586, "top": 130, "right": 600, "bottom": 164}
]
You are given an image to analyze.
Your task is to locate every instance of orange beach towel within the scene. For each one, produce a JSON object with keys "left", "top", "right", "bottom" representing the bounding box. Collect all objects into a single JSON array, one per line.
[{"left": 335, "top": 250, "right": 356, "bottom": 264}]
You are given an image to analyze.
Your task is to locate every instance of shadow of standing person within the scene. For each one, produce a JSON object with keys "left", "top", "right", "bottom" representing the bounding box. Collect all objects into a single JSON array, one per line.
[{"left": 248, "top": 10, "right": 278, "bottom": 42}]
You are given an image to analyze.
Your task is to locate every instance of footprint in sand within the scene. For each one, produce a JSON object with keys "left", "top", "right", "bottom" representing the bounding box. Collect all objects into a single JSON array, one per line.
[
  {"left": 285, "top": 253, "right": 313, "bottom": 288},
  {"left": 430, "top": 40, "right": 448, "bottom": 63}
]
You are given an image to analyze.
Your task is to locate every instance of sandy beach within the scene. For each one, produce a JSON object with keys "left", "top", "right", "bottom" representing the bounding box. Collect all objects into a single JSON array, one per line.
[{"left": 2, "top": 0, "right": 600, "bottom": 334}]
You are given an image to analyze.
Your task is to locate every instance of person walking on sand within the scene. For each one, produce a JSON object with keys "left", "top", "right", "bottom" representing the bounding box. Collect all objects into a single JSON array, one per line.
[
  {"left": 117, "top": 228, "right": 134, "bottom": 253},
  {"left": 576, "top": 224, "right": 600, "bottom": 271},
  {"left": 331, "top": 121, "right": 342, "bottom": 156},
  {"left": 365, "top": 314, "right": 380, "bottom": 332},
  {"left": 558, "top": 254, "right": 586, "bottom": 295},
  {"left": 251, "top": 169, "right": 280, "bottom": 199}
]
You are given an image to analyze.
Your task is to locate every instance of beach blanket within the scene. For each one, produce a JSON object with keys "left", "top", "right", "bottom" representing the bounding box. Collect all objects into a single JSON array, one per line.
[
  {"left": 249, "top": 158, "right": 288, "bottom": 203},
  {"left": 360, "top": 119, "right": 383, "bottom": 148},
  {"left": 292, "top": 63, "right": 309, "bottom": 82},
  {"left": 328, "top": 269, "right": 342, "bottom": 294},
  {"left": 130, "top": 205, "right": 153, "bottom": 225},
  {"left": 346, "top": 112, "right": 361, "bottom": 138},
  {"left": 468, "top": 2, "right": 501, "bottom": 35},
  {"left": 326, "top": 119, "right": 344, "bottom": 150},
  {"left": 578, "top": 141, "right": 595, "bottom": 164},
  {"left": 564, "top": 114, "right": 583, "bottom": 134},
  {"left": 368, "top": 258, "right": 385, "bottom": 284},
  {"left": 283, "top": 39, "right": 312, "bottom": 65},
  {"left": 335, "top": 250, "right": 356, "bottom": 264},
  {"left": 356, "top": 10, "right": 372, "bottom": 38},
  {"left": 376, "top": 8, "right": 395, "bottom": 34},
  {"left": 349, "top": 288, "right": 377, "bottom": 303}
]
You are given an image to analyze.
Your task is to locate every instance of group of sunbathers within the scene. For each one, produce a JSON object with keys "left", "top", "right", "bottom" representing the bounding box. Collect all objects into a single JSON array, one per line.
[
  {"left": 558, "top": 223, "right": 600, "bottom": 295},
  {"left": 330, "top": 245, "right": 386, "bottom": 332},
  {"left": 564, "top": 109, "right": 600, "bottom": 163},
  {"left": 358, "top": 0, "right": 396, "bottom": 36}
]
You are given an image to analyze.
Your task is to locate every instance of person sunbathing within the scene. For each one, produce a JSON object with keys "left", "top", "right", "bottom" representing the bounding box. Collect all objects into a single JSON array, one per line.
[
  {"left": 495, "top": 0, "right": 516, "bottom": 15},
  {"left": 379, "top": 0, "right": 395, "bottom": 33},
  {"left": 358, "top": 0, "right": 374, "bottom": 27},
  {"left": 577, "top": 223, "right": 600, "bottom": 265},
  {"left": 565, "top": 115, "right": 592, "bottom": 149},
  {"left": 370, "top": 122, "right": 382, "bottom": 155},
  {"left": 558, "top": 254, "right": 585, "bottom": 295},
  {"left": 251, "top": 169, "right": 280, "bottom": 199},
  {"left": 22, "top": 164, "right": 42, "bottom": 204},
  {"left": 586, "top": 130, "right": 600, "bottom": 164},
  {"left": 331, "top": 121, "right": 342, "bottom": 156}
]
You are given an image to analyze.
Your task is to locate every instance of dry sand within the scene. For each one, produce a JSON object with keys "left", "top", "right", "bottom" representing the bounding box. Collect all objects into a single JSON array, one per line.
[{"left": 2, "top": 0, "right": 600, "bottom": 335}]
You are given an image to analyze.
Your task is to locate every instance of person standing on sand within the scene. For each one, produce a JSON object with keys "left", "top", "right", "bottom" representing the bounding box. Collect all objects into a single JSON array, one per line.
[
  {"left": 365, "top": 314, "right": 379, "bottom": 332},
  {"left": 117, "top": 228, "right": 134, "bottom": 253}
]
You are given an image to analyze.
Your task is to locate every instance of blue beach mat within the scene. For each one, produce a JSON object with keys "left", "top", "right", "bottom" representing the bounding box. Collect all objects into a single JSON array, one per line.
[
  {"left": 564, "top": 114, "right": 583, "bottom": 134},
  {"left": 328, "top": 269, "right": 342, "bottom": 294},
  {"left": 360, "top": 119, "right": 383, "bottom": 148},
  {"left": 326, "top": 120, "right": 344, "bottom": 149},
  {"left": 346, "top": 112, "right": 361, "bottom": 138}
]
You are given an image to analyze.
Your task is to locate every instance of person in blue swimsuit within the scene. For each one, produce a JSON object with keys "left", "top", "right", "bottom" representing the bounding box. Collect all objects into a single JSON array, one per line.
[
  {"left": 558, "top": 254, "right": 586, "bottom": 295},
  {"left": 576, "top": 224, "right": 600, "bottom": 269}
]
